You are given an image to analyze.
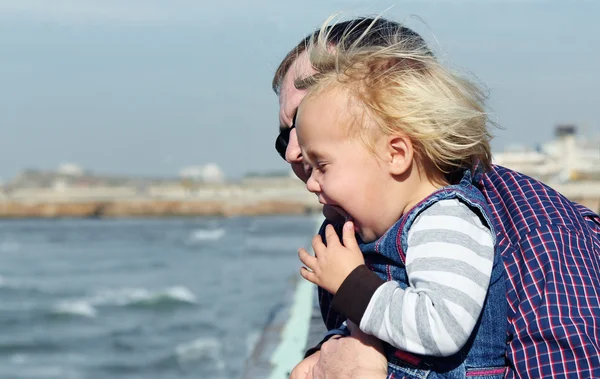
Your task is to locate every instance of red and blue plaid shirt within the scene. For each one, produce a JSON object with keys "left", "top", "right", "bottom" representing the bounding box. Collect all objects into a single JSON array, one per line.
[{"left": 317, "top": 165, "right": 600, "bottom": 378}]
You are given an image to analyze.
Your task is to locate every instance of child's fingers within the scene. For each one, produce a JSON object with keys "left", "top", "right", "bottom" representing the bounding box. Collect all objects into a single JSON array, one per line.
[
  {"left": 300, "top": 266, "right": 318, "bottom": 285},
  {"left": 298, "top": 248, "right": 318, "bottom": 270},
  {"left": 323, "top": 224, "right": 341, "bottom": 247},
  {"left": 311, "top": 234, "right": 325, "bottom": 254},
  {"left": 342, "top": 221, "right": 359, "bottom": 250}
]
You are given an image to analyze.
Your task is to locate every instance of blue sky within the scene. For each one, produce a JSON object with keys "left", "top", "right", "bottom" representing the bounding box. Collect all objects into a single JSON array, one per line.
[{"left": 1, "top": 0, "right": 598, "bottom": 180}]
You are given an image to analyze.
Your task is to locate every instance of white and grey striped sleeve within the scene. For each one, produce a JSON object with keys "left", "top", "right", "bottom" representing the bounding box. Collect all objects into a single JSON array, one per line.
[{"left": 359, "top": 199, "right": 495, "bottom": 356}]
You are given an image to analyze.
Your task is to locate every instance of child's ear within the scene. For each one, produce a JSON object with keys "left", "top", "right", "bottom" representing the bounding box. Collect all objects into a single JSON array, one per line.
[{"left": 387, "top": 135, "right": 414, "bottom": 176}]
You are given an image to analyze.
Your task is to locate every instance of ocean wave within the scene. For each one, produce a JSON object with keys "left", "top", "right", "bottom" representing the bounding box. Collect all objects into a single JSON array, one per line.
[
  {"left": 49, "top": 286, "right": 197, "bottom": 318},
  {"left": 10, "top": 353, "right": 28, "bottom": 364},
  {"left": 244, "top": 235, "right": 309, "bottom": 253},
  {"left": 246, "top": 330, "right": 261, "bottom": 356},
  {"left": 91, "top": 286, "right": 197, "bottom": 308},
  {"left": 0, "top": 275, "right": 47, "bottom": 295},
  {"left": 96, "top": 337, "right": 225, "bottom": 376},
  {"left": 51, "top": 300, "right": 97, "bottom": 318},
  {"left": 175, "top": 337, "right": 224, "bottom": 369},
  {"left": 11, "top": 366, "right": 82, "bottom": 379},
  {"left": 0, "top": 241, "right": 20, "bottom": 253},
  {"left": 0, "top": 340, "right": 63, "bottom": 355},
  {"left": 187, "top": 228, "right": 225, "bottom": 243}
]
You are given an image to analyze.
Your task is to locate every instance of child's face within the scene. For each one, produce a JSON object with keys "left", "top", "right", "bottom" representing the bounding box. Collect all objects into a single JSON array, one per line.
[{"left": 296, "top": 90, "right": 400, "bottom": 242}]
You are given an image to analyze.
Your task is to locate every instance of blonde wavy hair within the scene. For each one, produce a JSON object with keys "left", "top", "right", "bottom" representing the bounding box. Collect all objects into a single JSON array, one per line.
[{"left": 297, "top": 16, "right": 493, "bottom": 174}]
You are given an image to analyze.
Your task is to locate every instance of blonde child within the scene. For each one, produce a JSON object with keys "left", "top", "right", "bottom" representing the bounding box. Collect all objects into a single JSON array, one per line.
[{"left": 293, "top": 20, "right": 507, "bottom": 378}]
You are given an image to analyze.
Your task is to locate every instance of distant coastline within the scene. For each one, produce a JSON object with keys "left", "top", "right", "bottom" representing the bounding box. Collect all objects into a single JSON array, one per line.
[
  {"left": 0, "top": 170, "right": 326, "bottom": 218},
  {"left": 1, "top": 179, "right": 598, "bottom": 218},
  {"left": 0, "top": 198, "right": 321, "bottom": 219},
  {"left": 3, "top": 127, "right": 600, "bottom": 219}
]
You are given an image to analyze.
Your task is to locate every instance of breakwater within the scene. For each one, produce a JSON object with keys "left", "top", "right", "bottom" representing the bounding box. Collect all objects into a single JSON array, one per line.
[
  {"left": 0, "top": 199, "right": 322, "bottom": 218},
  {"left": 0, "top": 179, "right": 598, "bottom": 219}
]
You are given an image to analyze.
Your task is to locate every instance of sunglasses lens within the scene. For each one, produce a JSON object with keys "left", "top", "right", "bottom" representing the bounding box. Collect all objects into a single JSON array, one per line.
[{"left": 275, "top": 128, "right": 290, "bottom": 159}]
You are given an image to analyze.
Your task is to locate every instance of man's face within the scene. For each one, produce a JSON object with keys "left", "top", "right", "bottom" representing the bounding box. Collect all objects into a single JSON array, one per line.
[{"left": 278, "top": 52, "right": 315, "bottom": 183}]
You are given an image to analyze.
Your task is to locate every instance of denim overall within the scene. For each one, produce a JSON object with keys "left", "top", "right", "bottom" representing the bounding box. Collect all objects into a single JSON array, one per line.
[{"left": 359, "top": 170, "right": 508, "bottom": 378}]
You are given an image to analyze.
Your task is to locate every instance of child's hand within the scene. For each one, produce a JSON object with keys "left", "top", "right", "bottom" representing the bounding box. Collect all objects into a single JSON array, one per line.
[
  {"left": 298, "top": 222, "right": 365, "bottom": 295},
  {"left": 289, "top": 350, "right": 320, "bottom": 379}
]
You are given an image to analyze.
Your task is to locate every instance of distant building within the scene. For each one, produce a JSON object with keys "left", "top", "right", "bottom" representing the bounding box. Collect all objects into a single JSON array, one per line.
[
  {"left": 57, "top": 163, "right": 84, "bottom": 176},
  {"left": 52, "top": 178, "right": 69, "bottom": 192},
  {"left": 493, "top": 124, "right": 600, "bottom": 183},
  {"left": 179, "top": 163, "right": 224, "bottom": 184}
]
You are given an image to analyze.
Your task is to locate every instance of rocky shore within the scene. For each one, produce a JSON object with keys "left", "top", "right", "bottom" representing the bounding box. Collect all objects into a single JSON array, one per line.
[
  {"left": 0, "top": 199, "right": 322, "bottom": 219},
  {"left": 1, "top": 177, "right": 598, "bottom": 219}
]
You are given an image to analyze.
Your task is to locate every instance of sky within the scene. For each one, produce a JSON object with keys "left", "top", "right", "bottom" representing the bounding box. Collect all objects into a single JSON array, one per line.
[{"left": 0, "top": 0, "right": 598, "bottom": 180}]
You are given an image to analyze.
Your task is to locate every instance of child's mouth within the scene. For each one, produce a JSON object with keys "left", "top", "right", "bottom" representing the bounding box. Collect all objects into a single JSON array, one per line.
[{"left": 331, "top": 206, "right": 359, "bottom": 232}]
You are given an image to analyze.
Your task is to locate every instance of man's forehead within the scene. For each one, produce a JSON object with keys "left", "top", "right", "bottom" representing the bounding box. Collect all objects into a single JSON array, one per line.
[
  {"left": 287, "top": 51, "right": 313, "bottom": 83},
  {"left": 278, "top": 52, "right": 314, "bottom": 129}
]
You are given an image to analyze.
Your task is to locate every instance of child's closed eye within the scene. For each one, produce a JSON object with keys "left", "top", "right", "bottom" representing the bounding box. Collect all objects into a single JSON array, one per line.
[{"left": 316, "top": 162, "right": 328, "bottom": 172}]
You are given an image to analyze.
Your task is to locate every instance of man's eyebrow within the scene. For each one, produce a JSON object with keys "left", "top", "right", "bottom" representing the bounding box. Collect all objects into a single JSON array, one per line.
[
  {"left": 279, "top": 110, "right": 298, "bottom": 132},
  {"left": 295, "top": 73, "right": 321, "bottom": 91}
]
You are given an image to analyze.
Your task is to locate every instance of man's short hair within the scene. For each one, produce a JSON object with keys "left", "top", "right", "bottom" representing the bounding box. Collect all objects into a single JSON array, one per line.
[{"left": 272, "top": 17, "right": 429, "bottom": 95}]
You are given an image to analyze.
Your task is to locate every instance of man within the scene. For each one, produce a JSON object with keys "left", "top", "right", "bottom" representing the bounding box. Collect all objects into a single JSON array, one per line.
[{"left": 273, "top": 17, "right": 600, "bottom": 379}]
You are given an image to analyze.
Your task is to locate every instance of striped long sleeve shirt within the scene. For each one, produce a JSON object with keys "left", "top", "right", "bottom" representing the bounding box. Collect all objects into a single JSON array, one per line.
[{"left": 332, "top": 199, "right": 495, "bottom": 356}]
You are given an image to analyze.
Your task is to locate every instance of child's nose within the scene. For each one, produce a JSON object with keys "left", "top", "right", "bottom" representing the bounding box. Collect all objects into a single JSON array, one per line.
[{"left": 305, "top": 171, "right": 320, "bottom": 194}]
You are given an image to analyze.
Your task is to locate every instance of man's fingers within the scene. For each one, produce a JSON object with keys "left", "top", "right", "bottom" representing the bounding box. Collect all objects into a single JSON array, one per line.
[
  {"left": 347, "top": 327, "right": 385, "bottom": 354},
  {"left": 298, "top": 248, "right": 317, "bottom": 270},
  {"left": 311, "top": 359, "right": 326, "bottom": 379},
  {"left": 341, "top": 221, "right": 359, "bottom": 249}
]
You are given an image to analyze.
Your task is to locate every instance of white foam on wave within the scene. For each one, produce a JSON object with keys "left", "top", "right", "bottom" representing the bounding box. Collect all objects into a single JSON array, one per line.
[
  {"left": 175, "top": 337, "right": 225, "bottom": 370},
  {"left": 187, "top": 228, "right": 225, "bottom": 243},
  {"left": 0, "top": 275, "right": 48, "bottom": 294},
  {"left": 51, "top": 300, "right": 97, "bottom": 318},
  {"left": 50, "top": 285, "right": 197, "bottom": 318},
  {"left": 91, "top": 286, "right": 197, "bottom": 306}
]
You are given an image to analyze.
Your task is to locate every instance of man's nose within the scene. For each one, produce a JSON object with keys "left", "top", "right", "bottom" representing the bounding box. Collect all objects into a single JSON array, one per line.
[{"left": 285, "top": 128, "right": 303, "bottom": 164}]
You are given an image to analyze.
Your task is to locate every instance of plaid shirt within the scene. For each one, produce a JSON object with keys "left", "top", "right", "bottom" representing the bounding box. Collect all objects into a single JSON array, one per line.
[{"left": 317, "top": 165, "right": 600, "bottom": 378}]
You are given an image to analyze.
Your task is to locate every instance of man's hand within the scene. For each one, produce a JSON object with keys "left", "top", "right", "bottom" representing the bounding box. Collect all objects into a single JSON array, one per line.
[
  {"left": 309, "top": 331, "right": 387, "bottom": 379},
  {"left": 289, "top": 351, "right": 320, "bottom": 379},
  {"left": 298, "top": 222, "right": 365, "bottom": 295}
]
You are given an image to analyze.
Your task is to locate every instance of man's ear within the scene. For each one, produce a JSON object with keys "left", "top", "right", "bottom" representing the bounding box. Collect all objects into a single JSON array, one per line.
[{"left": 387, "top": 135, "right": 414, "bottom": 176}]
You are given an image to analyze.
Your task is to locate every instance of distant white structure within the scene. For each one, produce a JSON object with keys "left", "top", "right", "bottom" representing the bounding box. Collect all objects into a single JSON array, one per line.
[
  {"left": 179, "top": 163, "right": 224, "bottom": 184},
  {"left": 493, "top": 125, "right": 600, "bottom": 183},
  {"left": 52, "top": 178, "right": 69, "bottom": 192},
  {"left": 57, "top": 163, "right": 84, "bottom": 176}
]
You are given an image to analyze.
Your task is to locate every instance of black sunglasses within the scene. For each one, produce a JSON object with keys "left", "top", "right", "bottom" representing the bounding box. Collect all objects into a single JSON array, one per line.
[{"left": 275, "top": 113, "right": 297, "bottom": 160}]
